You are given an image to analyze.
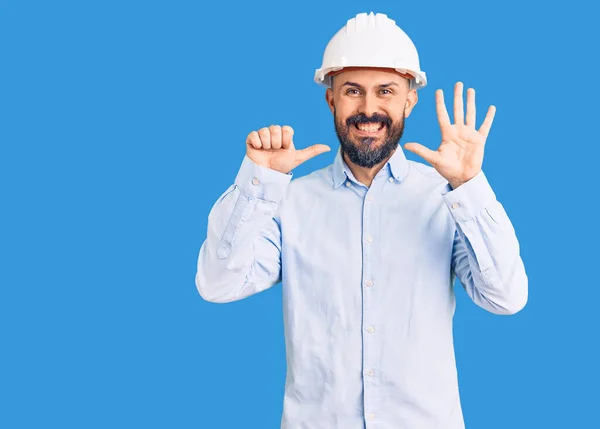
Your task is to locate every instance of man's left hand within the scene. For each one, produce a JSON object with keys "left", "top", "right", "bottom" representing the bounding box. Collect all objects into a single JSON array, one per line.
[{"left": 404, "top": 82, "right": 496, "bottom": 189}]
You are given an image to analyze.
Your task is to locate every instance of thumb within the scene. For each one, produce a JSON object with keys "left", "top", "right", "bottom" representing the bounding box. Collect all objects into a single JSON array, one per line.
[
  {"left": 404, "top": 142, "right": 439, "bottom": 166},
  {"left": 294, "top": 144, "right": 331, "bottom": 166}
]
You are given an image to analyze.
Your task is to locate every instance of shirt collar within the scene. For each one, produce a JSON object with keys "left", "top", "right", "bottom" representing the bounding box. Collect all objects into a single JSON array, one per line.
[{"left": 332, "top": 145, "right": 410, "bottom": 188}]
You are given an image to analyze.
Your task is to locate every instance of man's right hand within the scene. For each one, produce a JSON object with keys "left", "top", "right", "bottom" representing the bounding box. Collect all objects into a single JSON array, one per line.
[{"left": 246, "top": 125, "right": 331, "bottom": 174}]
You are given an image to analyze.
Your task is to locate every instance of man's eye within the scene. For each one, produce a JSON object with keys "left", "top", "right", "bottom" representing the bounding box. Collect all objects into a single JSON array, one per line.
[
  {"left": 380, "top": 89, "right": 392, "bottom": 95},
  {"left": 346, "top": 89, "right": 360, "bottom": 95}
]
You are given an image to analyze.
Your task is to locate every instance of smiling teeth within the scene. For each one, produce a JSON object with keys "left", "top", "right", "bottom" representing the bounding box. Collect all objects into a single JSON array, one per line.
[{"left": 357, "top": 123, "right": 382, "bottom": 132}]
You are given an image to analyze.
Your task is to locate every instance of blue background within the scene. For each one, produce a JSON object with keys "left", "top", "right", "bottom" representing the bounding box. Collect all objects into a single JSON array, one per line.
[{"left": 1, "top": 0, "right": 598, "bottom": 427}]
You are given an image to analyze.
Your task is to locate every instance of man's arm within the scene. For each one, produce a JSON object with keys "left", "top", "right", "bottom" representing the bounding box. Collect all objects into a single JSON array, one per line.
[
  {"left": 443, "top": 170, "right": 528, "bottom": 315},
  {"left": 195, "top": 155, "right": 292, "bottom": 303},
  {"left": 195, "top": 124, "right": 330, "bottom": 303}
]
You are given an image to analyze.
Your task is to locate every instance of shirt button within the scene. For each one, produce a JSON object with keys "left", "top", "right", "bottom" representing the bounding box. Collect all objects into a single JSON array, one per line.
[
  {"left": 367, "top": 195, "right": 373, "bottom": 202},
  {"left": 367, "top": 370, "right": 374, "bottom": 377},
  {"left": 345, "top": 181, "right": 351, "bottom": 187},
  {"left": 368, "top": 413, "right": 376, "bottom": 420},
  {"left": 365, "top": 280, "right": 373, "bottom": 287},
  {"left": 365, "top": 235, "right": 373, "bottom": 243},
  {"left": 388, "top": 177, "right": 394, "bottom": 183},
  {"left": 252, "top": 178, "right": 260, "bottom": 186},
  {"left": 451, "top": 202, "right": 460, "bottom": 209},
  {"left": 366, "top": 326, "right": 375, "bottom": 333}
]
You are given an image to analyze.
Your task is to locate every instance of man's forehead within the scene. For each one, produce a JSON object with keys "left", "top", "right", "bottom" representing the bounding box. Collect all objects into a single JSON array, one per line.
[{"left": 331, "top": 67, "right": 409, "bottom": 87}]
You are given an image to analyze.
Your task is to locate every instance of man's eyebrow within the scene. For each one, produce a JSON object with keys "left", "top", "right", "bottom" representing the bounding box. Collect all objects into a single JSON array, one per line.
[
  {"left": 341, "top": 81, "right": 399, "bottom": 88},
  {"left": 341, "top": 81, "right": 364, "bottom": 89}
]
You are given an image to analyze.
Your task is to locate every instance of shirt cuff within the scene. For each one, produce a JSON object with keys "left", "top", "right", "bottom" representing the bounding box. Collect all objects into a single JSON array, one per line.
[
  {"left": 441, "top": 170, "right": 497, "bottom": 222},
  {"left": 234, "top": 155, "right": 293, "bottom": 202}
]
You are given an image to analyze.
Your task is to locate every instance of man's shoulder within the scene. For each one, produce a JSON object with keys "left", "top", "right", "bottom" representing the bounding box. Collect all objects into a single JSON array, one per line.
[
  {"left": 408, "top": 160, "right": 447, "bottom": 183},
  {"left": 407, "top": 160, "right": 453, "bottom": 197},
  {"left": 289, "top": 163, "right": 334, "bottom": 188},
  {"left": 278, "top": 164, "right": 333, "bottom": 209}
]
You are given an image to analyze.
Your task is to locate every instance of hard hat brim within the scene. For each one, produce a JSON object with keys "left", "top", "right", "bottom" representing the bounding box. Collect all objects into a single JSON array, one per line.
[{"left": 314, "top": 66, "right": 427, "bottom": 90}]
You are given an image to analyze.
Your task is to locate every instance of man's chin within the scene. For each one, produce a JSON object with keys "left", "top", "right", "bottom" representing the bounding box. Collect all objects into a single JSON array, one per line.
[{"left": 352, "top": 135, "right": 385, "bottom": 148}]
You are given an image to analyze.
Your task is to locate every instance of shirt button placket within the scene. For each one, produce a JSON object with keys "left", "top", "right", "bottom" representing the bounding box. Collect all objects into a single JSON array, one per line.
[{"left": 362, "top": 189, "right": 378, "bottom": 425}]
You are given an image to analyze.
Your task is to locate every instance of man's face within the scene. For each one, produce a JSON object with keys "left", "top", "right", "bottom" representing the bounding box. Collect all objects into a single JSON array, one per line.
[{"left": 326, "top": 68, "right": 418, "bottom": 168}]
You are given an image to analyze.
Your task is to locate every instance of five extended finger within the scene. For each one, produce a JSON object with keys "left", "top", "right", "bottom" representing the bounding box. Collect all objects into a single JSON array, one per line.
[
  {"left": 436, "top": 89, "right": 451, "bottom": 128},
  {"left": 465, "top": 88, "right": 476, "bottom": 128},
  {"left": 454, "top": 82, "right": 464, "bottom": 125},
  {"left": 478, "top": 105, "right": 496, "bottom": 138}
]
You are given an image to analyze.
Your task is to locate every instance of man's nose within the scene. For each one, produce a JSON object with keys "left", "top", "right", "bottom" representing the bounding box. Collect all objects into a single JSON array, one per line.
[{"left": 359, "top": 93, "right": 379, "bottom": 118}]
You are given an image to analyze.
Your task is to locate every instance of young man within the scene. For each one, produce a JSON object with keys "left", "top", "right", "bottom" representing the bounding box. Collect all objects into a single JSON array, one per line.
[{"left": 196, "top": 12, "right": 528, "bottom": 429}]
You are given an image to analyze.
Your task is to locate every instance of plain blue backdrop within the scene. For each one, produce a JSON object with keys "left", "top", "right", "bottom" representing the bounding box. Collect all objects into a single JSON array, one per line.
[{"left": 1, "top": 0, "right": 598, "bottom": 427}]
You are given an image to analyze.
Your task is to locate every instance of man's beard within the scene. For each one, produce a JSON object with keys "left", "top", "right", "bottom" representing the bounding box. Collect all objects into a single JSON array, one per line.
[{"left": 334, "top": 109, "right": 405, "bottom": 168}]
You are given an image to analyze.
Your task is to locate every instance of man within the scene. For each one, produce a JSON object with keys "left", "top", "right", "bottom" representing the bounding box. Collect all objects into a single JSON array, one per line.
[{"left": 195, "top": 11, "right": 528, "bottom": 429}]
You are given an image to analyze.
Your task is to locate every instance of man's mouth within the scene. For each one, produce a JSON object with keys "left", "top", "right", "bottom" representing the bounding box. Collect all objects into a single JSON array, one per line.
[{"left": 353, "top": 122, "right": 385, "bottom": 134}]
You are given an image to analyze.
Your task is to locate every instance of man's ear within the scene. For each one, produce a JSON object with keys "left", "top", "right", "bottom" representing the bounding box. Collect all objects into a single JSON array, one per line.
[
  {"left": 404, "top": 89, "right": 418, "bottom": 118},
  {"left": 325, "top": 88, "right": 335, "bottom": 114}
]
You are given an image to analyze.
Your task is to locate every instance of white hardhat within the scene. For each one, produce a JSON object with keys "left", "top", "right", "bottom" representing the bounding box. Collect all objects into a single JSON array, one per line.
[{"left": 314, "top": 12, "right": 427, "bottom": 91}]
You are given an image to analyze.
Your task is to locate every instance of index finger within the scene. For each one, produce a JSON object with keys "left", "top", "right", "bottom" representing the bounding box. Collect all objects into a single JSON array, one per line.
[
  {"left": 436, "top": 89, "right": 451, "bottom": 128},
  {"left": 282, "top": 125, "right": 294, "bottom": 149}
]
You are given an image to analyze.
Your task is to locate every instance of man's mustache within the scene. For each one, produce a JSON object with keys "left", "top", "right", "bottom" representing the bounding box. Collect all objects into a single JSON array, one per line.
[{"left": 346, "top": 113, "right": 392, "bottom": 128}]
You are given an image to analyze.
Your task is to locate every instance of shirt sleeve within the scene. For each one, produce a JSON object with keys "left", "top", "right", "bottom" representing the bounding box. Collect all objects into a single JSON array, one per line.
[
  {"left": 442, "top": 170, "right": 528, "bottom": 315},
  {"left": 195, "top": 155, "right": 292, "bottom": 303}
]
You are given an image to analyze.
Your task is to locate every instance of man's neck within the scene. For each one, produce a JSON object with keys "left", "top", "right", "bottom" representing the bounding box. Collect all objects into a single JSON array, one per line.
[{"left": 343, "top": 149, "right": 396, "bottom": 188}]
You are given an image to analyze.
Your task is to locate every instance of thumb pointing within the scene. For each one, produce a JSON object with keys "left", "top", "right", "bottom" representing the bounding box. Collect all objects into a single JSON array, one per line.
[{"left": 295, "top": 144, "right": 331, "bottom": 166}]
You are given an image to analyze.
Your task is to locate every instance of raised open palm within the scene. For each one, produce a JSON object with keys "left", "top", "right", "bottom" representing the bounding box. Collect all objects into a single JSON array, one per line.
[{"left": 404, "top": 82, "right": 496, "bottom": 189}]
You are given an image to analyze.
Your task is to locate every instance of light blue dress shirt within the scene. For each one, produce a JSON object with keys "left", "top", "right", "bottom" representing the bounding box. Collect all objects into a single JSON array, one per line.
[{"left": 195, "top": 145, "right": 528, "bottom": 429}]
